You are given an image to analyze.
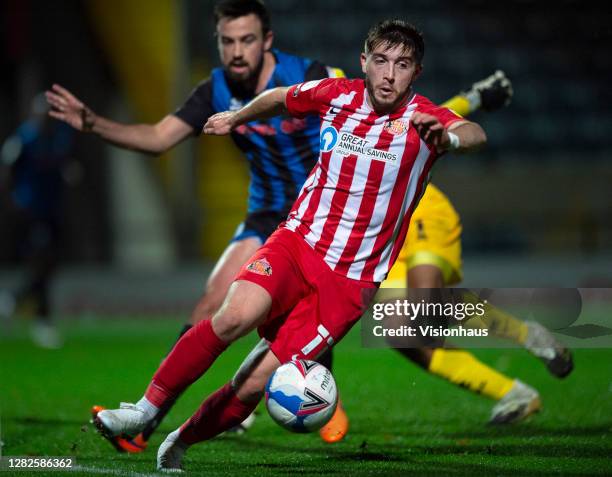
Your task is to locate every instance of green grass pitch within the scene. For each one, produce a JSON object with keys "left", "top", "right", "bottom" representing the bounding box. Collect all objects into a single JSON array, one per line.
[{"left": 1, "top": 318, "right": 611, "bottom": 476}]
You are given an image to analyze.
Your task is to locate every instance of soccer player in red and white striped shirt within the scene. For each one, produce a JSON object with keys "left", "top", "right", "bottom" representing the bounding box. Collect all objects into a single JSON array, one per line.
[{"left": 94, "top": 20, "right": 486, "bottom": 471}]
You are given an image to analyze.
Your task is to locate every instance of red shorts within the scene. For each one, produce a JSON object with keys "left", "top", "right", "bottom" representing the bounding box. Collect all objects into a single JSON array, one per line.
[{"left": 235, "top": 228, "right": 378, "bottom": 363}]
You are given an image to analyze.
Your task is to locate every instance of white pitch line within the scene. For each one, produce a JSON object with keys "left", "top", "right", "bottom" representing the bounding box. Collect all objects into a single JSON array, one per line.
[{"left": 72, "top": 465, "right": 172, "bottom": 477}]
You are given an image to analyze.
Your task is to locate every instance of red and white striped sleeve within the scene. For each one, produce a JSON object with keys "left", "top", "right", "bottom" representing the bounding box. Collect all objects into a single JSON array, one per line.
[
  {"left": 285, "top": 77, "right": 340, "bottom": 118},
  {"left": 415, "top": 96, "right": 465, "bottom": 129}
]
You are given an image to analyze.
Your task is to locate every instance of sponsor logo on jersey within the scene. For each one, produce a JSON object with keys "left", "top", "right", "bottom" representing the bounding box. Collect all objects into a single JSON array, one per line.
[
  {"left": 334, "top": 132, "right": 398, "bottom": 165},
  {"left": 246, "top": 258, "right": 273, "bottom": 276},
  {"left": 383, "top": 119, "right": 408, "bottom": 136},
  {"left": 320, "top": 126, "right": 338, "bottom": 152}
]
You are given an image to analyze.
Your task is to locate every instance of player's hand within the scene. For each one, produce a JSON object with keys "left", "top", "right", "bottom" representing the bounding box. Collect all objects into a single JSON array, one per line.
[
  {"left": 203, "top": 111, "right": 237, "bottom": 136},
  {"left": 410, "top": 112, "right": 450, "bottom": 153},
  {"left": 470, "top": 70, "right": 513, "bottom": 111},
  {"left": 45, "top": 84, "right": 97, "bottom": 132}
]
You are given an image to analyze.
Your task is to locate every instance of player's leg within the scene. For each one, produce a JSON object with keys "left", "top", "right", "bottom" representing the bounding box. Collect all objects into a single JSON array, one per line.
[
  {"left": 94, "top": 279, "right": 273, "bottom": 444},
  {"left": 92, "top": 236, "right": 263, "bottom": 452},
  {"left": 398, "top": 265, "right": 541, "bottom": 424},
  {"left": 462, "top": 293, "right": 573, "bottom": 377},
  {"left": 399, "top": 265, "right": 513, "bottom": 394},
  {"left": 165, "top": 235, "right": 262, "bottom": 351},
  {"left": 406, "top": 263, "right": 444, "bottom": 288},
  {"left": 157, "top": 344, "right": 281, "bottom": 471},
  {"left": 21, "top": 218, "right": 62, "bottom": 349},
  {"left": 141, "top": 237, "right": 262, "bottom": 438},
  {"left": 95, "top": 229, "right": 308, "bottom": 449},
  {"left": 158, "top": 244, "right": 376, "bottom": 471},
  {"left": 461, "top": 292, "right": 529, "bottom": 345},
  {"left": 189, "top": 236, "right": 263, "bottom": 326}
]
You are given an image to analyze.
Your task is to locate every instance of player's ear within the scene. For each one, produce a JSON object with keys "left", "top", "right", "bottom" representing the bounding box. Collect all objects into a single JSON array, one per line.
[
  {"left": 414, "top": 63, "right": 423, "bottom": 80},
  {"left": 264, "top": 30, "right": 274, "bottom": 51},
  {"left": 360, "top": 52, "right": 367, "bottom": 74}
]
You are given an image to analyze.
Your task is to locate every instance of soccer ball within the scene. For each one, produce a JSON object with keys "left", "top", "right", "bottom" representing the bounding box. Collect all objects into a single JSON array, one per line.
[{"left": 265, "top": 359, "right": 338, "bottom": 433}]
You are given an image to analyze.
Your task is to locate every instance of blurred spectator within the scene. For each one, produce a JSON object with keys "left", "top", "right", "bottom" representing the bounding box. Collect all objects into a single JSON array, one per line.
[{"left": 0, "top": 93, "right": 77, "bottom": 348}]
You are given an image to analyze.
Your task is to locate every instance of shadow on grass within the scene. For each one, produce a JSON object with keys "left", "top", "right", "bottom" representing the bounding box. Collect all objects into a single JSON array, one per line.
[
  {"left": 185, "top": 452, "right": 608, "bottom": 477},
  {"left": 4, "top": 416, "right": 90, "bottom": 427},
  {"left": 441, "top": 422, "right": 612, "bottom": 440}
]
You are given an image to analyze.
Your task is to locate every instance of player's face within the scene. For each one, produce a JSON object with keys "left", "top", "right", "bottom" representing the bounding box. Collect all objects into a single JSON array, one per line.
[
  {"left": 361, "top": 42, "right": 422, "bottom": 113},
  {"left": 216, "top": 14, "right": 273, "bottom": 83}
]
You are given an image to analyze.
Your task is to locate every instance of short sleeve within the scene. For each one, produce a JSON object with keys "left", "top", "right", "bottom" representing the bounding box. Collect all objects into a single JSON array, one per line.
[
  {"left": 173, "top": 79, "right": 214, "bottom": 136},
  {"left": 422, "top": 103, "right": 465, "bottom": 129},
  {"left": 433, "top": 106, "right": 464, "bottom": 129},
  {"left": 286, "top": 77, "right": 338, "bottom": 118}
]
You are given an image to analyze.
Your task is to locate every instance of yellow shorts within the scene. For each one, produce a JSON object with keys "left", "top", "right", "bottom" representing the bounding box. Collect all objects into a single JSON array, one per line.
[{"left": 382, "top": 184, "right": 462, "bottom": 288}]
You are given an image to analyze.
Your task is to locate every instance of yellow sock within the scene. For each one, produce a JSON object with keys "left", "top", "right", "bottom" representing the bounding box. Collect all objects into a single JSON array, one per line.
[
  {"left": 428, "top": 349, "right": 514, "bottom": 400},
  {"left": 461, "top": 291, "right": 529, "bottom": 344}
]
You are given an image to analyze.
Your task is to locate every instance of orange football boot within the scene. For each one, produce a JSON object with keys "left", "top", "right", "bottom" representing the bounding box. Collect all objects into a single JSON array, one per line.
[
  {"left": 319, "top": 401, "right": 349, "bottom": 443},
  {"left": 90, "top": 405, "right": 148, "bottom": 453}
]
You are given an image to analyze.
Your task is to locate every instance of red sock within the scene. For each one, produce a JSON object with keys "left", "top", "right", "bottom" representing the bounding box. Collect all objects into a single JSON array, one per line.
[
  {"left": 178, "top": 382, "right": 257, "bottom": 445},
  {"left": 145, "top": 319, "right": 228, "bottom": 408}
]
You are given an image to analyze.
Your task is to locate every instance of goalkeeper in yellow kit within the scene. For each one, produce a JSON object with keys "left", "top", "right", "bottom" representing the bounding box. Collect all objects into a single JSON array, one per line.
[{"left": 319, "top": 71, "right": 573, "bottom": 443}]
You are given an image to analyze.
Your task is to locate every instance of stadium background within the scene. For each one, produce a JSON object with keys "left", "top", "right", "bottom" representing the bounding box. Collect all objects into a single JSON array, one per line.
[
  {"left": 1, "top": 0, "right": 611, "bottom": 288},
  {"left": 0, "top": 1, "right": 611, "bottom": 475}
]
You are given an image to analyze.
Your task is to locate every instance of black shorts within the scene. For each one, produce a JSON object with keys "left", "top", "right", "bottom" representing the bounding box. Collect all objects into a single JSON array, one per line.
[{"left": 230, "top": 210, "right": 289, "bottom": 245}]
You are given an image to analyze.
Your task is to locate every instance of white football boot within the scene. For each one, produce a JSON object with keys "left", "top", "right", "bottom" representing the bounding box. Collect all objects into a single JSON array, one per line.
[
  {"left": 94, "top": 403, "right": 149, "bottom": 439},
  {"left": 489, "top": 380, "right": 542, "bottom": 424},
  {"left": 524, "top": 321, "right": 573, "bottom": 378},
  {"left": 157, "top": 429, "right": 188, "bottom": 473}
]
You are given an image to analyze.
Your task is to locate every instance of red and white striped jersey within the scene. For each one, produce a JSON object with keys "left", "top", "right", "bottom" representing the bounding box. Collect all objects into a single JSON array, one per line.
[{"left": 284, "top": 77, "right": 463, "bottom": 283}]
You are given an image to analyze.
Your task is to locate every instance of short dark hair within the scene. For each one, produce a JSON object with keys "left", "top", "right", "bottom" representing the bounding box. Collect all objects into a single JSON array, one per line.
[
  {"left": 214, "top": 0, "right": 271, "bottom": 34},
  {"left": 364, "top": 19, "right": 425, "bottom": 64}
]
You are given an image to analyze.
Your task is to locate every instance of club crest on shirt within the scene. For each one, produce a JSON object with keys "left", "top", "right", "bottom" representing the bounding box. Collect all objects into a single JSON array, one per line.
[
  {"left": 247, "top": 258, "right": 273, "bottom": 276},
  {"left": 383, "top": 119, "right": 408, "bottom": 136}
]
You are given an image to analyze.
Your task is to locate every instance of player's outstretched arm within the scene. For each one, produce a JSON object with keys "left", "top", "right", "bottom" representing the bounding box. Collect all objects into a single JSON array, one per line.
[
  {"left": 45, "top": 84, "right": 192, "bottom": 155},
  {"left": 411, "top": 112, "right": 486, "bottom": 154},
  {"left": 442, "top": 71, "right": 513, "bottom": 117},
  {"left": 203, "top": 87, "right": 289, "bottom": 136}
]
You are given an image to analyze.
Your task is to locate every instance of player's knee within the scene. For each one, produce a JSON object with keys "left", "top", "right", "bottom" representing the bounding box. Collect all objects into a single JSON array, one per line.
[
  {"left": 212, "top": 307, "right": 254, "bottom": 342},
  {"left": 407, "top": 265, "right": 444, "bottom": 288}
]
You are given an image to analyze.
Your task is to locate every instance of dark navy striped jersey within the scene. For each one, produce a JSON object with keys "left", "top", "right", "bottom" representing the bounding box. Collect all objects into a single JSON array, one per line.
[{"left": 174, "top": 49, "right": 342, "bottom": 214}]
